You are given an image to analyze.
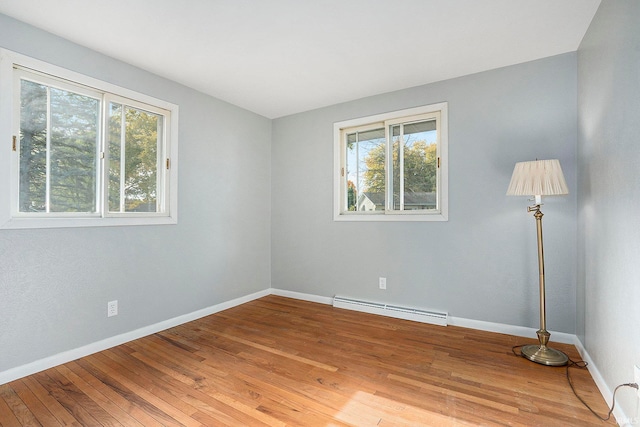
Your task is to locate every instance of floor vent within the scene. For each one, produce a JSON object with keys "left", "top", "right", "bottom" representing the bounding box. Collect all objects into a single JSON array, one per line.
[{"left": 332, "top": 296, "right": 448, "bottom": 326}]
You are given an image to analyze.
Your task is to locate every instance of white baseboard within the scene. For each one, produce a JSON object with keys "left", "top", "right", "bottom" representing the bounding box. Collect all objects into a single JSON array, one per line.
[
  {"left": 1, "top": 286, "right": 623, "bottom": 426},
  {"left": 448, "top": 316, "right": 576, "bottom": 344},
  {"left": 572, "top": 338, "right": 632, "bottom": 426},
  {"left": 270, "top": 289, "right": 575, "bottom": 344},
  {"left": 269, "top": 288, "right": 333, "bottom": 305},
  {"left": 0, "top": 288, "right": 270, "bottom": 386}
]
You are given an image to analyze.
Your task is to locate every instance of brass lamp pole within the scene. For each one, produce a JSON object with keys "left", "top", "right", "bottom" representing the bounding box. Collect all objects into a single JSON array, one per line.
[{"left": 507, "top": 159, "right": 569, "bottom": 367}]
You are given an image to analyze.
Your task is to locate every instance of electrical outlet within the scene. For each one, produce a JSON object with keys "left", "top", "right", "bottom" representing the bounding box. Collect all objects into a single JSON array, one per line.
[
  {"left": 379, "top": 277, "right": 387, "bottom": 289},
  {"left": 634, "top": 365, "right": 640, "bottom": 398},
  {"left": 107, "top": 300, "right": 118, "bottom": 317}
]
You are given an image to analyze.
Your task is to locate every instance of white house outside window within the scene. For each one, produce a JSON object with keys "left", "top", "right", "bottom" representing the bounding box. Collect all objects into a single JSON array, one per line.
[{"left": 334, "top": 103, "right": 448, "bottom": 221}]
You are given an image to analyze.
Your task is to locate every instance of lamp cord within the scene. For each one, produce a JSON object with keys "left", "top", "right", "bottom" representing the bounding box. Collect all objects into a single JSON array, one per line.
[{"left": 512, "top": 345, "right": 639, "bottom": 422}]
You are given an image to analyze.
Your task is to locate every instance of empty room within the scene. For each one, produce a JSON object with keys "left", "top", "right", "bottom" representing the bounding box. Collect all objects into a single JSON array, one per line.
[{"left": 0, "top": 0, "right": 639, "bottom": 425}]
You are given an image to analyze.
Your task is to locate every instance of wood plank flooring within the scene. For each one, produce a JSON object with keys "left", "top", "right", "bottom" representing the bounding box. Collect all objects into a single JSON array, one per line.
[{"left": 0, "top": 295, "right": 616, "bottom": 426}]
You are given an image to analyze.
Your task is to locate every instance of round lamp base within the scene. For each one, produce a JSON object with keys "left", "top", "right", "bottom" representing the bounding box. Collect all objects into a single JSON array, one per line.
[{"left": 521, "top": 344, "right": 568, "bottom": 366}]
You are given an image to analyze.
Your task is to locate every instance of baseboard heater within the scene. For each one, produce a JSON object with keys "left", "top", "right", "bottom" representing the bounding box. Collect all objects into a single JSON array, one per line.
[{"left": 332, "top": 296, "right": 448, "bottom": 327}]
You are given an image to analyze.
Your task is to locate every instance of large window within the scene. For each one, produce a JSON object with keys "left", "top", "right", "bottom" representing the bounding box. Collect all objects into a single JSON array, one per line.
[
  {"left": 334, "top": 103, "right": 448, "bottom": 221},
  {"left": 0, "top": 49, "right": 178, "bottom": 228}
]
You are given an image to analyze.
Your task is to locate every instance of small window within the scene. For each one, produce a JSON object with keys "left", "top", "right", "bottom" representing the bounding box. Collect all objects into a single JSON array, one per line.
[
  {"left": 0, "top": 49, "right": 178, "bottom": 229},
  {"left": 334, "top": 103, "right": 448, "bottom": 221}
]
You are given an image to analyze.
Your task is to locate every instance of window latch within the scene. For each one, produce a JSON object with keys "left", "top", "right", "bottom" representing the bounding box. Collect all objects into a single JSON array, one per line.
[
  {"left": 12, "top": 135, "right": 16, "bottom": 151},
  {"left": 166, "top": 158, "right": 170, "bottom": 170}
]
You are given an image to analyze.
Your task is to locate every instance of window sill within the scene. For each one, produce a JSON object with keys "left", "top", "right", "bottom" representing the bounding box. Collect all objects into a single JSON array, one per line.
[
  {"left": 333, "top": 212, "right": 448, "bottom": 222},
  {"left": 0, "top": 215, "right": 177, "bottom": 230}
]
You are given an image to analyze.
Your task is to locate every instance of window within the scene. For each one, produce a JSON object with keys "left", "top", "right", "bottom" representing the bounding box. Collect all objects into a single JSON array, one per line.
[
  {"left": 0, "top": 49, "right": 178, "bottom": 228},
  {"left": 334, "top": 103, "right": 448, "bottom": 221}
]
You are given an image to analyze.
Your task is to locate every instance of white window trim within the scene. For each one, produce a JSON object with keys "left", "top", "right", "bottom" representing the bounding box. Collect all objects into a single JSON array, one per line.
[
  {"left": 0, "top": 48, "right": 179, "bottom": 229},
  {"left": 333, "top": 103, "right": 448, "bottom": 222}
]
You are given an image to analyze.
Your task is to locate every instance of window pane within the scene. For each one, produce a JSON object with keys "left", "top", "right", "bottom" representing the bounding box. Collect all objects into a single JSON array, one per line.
[
  {"left": 19, "top": 80, "right": 47, "bottom": 212},
  {"left": 392, "top": 125, "right": 401, "bottom": 210},
  {"left": 346, "top": 128, "right": 385, "bottom": 211},
  {"left": 109, "top": 104, "right": 161, "bottom": 213},
  {"left": 19, "top": 80, "right": 99, "bottom": 213},
  {"left": 108, "top": 103, "right": 122, "bottom": 212},
  {"left": 49, "top": 88, "right": 99, "bottom": 212},
  {"left": 402, "top": 119, "right": 437, "bottom": 211}
]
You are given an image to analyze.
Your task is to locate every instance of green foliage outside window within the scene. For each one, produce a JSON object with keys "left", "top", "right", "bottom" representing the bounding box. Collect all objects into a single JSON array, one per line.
[
  {"left": 19, "top": 81, "right": 99, "bottom": 213},
  {"left": 19, "top": 78, "right": 162, "bottom": 215},
  {"left": 108, "top": 104, "right": 160, "bottom": 213}
]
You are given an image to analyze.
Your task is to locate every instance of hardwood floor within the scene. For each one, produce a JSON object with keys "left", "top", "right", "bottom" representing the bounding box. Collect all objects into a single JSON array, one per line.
[{"left": 0, "top": 295, "right": 616, "bottom": 426}]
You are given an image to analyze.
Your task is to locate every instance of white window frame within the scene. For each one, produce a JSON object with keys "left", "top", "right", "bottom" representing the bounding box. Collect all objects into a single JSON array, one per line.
[
  {"left": 0, "top": 48, "right": 179, "bottom": 229},
  {"left": 333, "top": 103, "right": 448, "bottom": 222}
]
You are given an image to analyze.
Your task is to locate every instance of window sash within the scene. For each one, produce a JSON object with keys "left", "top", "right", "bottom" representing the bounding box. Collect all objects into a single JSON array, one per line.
[
  {"left": 344, "top": 123, "right": 385, "bottom": 212},
  {"left": 14, "top": 68, "right": 103, "bottom": 216},
  {"left": 104, "top": 94, "right": 169, "bottom": 217},
  {"left": 387, "top": 115, "right": 440, "bottom": 213}
]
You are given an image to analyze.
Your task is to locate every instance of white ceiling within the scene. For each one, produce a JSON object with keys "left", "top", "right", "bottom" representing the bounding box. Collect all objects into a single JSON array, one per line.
[{"left": 0, "top": 0, "right": 600, "bottom": 118}]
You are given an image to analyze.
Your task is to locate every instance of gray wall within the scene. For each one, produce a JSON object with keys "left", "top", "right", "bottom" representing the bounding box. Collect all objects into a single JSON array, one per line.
[
  {"left": 272, "top": 54, "right": 578, "bottom": 333},
  {"left": 0, "top": 14, "right": 272, "bottom": 372},
  {"left": 578, "top": 0, "right": 640, "bottom": 420}
]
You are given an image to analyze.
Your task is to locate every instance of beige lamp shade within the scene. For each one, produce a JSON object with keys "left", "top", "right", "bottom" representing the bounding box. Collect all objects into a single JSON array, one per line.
[{"left": 506, "top": 159, "right": 569, "bottom": 197}]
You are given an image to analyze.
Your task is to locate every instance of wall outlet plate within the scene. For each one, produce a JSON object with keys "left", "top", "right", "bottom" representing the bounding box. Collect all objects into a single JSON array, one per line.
[
  {"left": 634, "top": 365, "right": 640, "bottom": 398},
  {"left": 379, "top": 277, "right": 387, "bottom": 289},
  {"left": 107, "top": 300, "right": 118, "bottom": 317}
]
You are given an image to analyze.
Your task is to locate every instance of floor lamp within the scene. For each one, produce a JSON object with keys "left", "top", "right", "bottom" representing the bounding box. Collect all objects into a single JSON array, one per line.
[{"left": 506, "top": 159, "right": 569, "bottom": 366}]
